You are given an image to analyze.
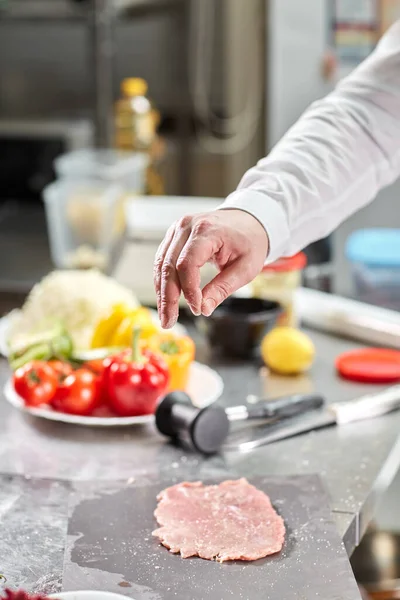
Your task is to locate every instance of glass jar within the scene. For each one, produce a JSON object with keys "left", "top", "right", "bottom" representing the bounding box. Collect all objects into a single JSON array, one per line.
[{"left": 250, "top": 253, "right": 307, "bottom": 327}]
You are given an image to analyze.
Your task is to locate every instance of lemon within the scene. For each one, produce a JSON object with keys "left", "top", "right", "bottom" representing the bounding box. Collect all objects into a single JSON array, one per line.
[{"left": 261, "top": 327, "right": 315, "bottom": 375}]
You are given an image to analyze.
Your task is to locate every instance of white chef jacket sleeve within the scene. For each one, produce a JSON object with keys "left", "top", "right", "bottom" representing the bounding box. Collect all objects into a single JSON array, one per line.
[{"left": 219, "top": 21, "right": 400, "bottom": 262}]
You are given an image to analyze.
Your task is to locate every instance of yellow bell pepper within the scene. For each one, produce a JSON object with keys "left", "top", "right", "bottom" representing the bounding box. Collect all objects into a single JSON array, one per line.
[
  {"left": 110, "top": 307, "right": 159, "bottom": 347},
  {"left": 147, "top": 332, "right": 195, "bottom": 392},
  {"left": 91, "top": 303, "right": 132, "bottom": 349}
]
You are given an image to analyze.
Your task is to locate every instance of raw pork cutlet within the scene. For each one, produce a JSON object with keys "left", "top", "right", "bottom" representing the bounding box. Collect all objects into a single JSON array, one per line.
[{"left": 152, "top": 478, "right": 285, "bottom": 562}]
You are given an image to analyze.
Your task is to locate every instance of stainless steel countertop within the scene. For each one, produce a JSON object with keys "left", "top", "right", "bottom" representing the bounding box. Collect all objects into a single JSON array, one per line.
[{"left": 0, "top": 326, "right": 399, "bottom": 592}]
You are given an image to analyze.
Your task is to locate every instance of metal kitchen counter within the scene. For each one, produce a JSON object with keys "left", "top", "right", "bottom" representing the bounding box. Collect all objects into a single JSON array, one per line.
[{"left": 0, "top": 327, "right": 399, "bottom": 593}]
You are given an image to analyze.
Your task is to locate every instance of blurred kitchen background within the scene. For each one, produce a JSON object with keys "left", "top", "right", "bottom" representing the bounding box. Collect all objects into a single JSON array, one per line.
[
  {"left": 1, "top": 0, "right": 400, "bottom": 297},
  {"left": 1, "top": 0, "right": 400, "bottom": 595},
  {"left": 1, "top": 0, "right": 399, "bottom": 296},
  {"left": 0, "top": 0, "right": 339, "bottom": 299}
]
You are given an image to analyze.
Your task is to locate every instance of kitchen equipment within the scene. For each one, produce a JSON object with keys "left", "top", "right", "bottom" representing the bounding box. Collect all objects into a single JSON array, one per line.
[
  {"left": 62, "top": 474, "right": 361, "bottom": 599},
  {"left": 224, "top": 384, "right": 400, "bottom": 452},
  {"left": 55, "top": 149, "right": 149, "bottom": 195},
  {"left": 336, "top": 348, "right": 400, "bottom": 384},
  {"left": 201, "top": 297, "right": 282, "bottom": 359},
  {"left": 155, "top": 389, "right": 325, "bottom": 454},
  {"left": 43, "top": 178, "right": 124, "bottom": 272},
  {"left": 297, "top": 287, "right": 400, "bottom": 349},
  {"left": 4, "top": 361, "right": 223, "bottom": 428},
  {"left": 346, "top": 229, "right": 400, "bottom": 310},
  {"left": 250, "top": 252, "right": 307, "bottom": 327}
]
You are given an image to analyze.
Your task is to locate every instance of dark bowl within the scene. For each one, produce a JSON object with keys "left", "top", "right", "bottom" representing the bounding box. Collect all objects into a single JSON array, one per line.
[{"left": 202, "top": 297, "right": 282, "bottom": 359}]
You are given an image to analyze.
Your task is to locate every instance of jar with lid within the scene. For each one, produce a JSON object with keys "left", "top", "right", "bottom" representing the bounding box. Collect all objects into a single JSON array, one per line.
[{"left": 250, "top": 253, "right": 307, "bottom": 328}]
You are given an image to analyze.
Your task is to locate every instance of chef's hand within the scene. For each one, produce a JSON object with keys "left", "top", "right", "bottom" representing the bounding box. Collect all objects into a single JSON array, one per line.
[{"left": 154, "top": 209, "right": 269, "bottom": 328}]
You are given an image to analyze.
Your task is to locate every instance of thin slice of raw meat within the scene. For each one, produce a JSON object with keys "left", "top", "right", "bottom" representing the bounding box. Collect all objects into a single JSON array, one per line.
[{"left": 152, "top": 478, "right": 285, "bottom": 562}]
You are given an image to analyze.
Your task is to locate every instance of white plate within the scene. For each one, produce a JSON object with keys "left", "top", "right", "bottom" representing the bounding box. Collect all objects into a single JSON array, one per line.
[
  {"left": 49, "top": 593, "right": 131, "bottom": 600},
  {"left": 0, "top": 309, "right": 186, "bottom": 358},
  {"left": 4, "top": 361, "right": 223, "bottom": 427}
]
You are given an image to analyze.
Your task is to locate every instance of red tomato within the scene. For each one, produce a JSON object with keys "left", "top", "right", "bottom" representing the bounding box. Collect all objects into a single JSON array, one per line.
[
  {"left": 47, "top": 360, "right": 73, "bottom": 381},
  {"left": 52, "top": 368, "right": 99, "bottom": 416},
  {"left": 13, "top": 361, "right": 58, "bottom": 407}
]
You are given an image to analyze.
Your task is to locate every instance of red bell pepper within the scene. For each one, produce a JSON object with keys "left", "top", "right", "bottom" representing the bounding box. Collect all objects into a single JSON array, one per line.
[{"left": 106, "top": 328, "right": 170, "bottom": 417}]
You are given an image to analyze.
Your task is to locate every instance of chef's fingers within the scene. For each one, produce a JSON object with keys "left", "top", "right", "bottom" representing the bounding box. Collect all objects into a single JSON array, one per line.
[
  {"left": 176, "top": 232, "right": 216, "bottom": 317},
  {"left": 160, "top": 223, "right": 191, "bottom": 328},
  {"left": 154, "top": 224, "right": 176, "bottom": 314},
  {"left": 201, "top": 259, "right": 252, "bottom": 316}
]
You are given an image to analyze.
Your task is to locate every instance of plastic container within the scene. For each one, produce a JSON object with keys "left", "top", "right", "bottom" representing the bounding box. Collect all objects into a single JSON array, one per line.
[
  {"left": 346, "top": 229, "right": 400, "bottom": 310},
  {"left": 43, "top": 179, "right": 124, "bottom": 272},
  {"left": 55, "top": 148, "right": 149, "bottom": 195},
  {"left": 250, "top": 252, "right": 307, "bottom": 327}
]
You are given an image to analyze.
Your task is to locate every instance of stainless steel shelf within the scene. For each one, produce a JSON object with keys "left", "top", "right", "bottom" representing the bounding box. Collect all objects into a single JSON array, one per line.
[
  {"left": 0, "top": 0, "right": 186, "bottom": 152},
  {"left": 0, "top": 0, "right": 86, "bottom": 22},
  {"left": 121, "top": 0, "right": 184, "bottom": 18},
  {"left": 0, "top": 0, "right": 183, "bottom": 23}
]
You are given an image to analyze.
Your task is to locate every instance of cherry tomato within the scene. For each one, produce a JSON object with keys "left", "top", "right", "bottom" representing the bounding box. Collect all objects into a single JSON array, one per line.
[
  {"left": 52, "top": 368, "right": 99, "bottom": 416},
  {"left": 13, "top": 361, "right": 58, "bottom": 407},
  {"left": 47, "top": 360, "right": 73, "bottom": 381}
]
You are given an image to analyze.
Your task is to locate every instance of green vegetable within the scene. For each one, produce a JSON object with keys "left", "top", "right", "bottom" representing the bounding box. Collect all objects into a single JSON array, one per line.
[
  {"left": 9, "top": 326, "right": 73, "bottom": 371},
  {"left": 9, "top": 321, "right": 66, "bottom": 354}
]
